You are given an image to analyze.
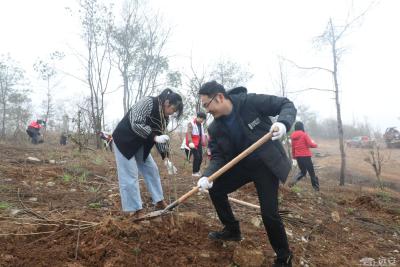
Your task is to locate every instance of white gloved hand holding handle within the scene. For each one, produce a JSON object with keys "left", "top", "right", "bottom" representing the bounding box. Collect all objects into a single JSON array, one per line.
[
  {"left": 270, "top": 122, "right": 286, "bottom": 141},
  {"left": 197, "top": 176, "right": 213, "bottom": 192},
  {"left": 188, "top": 142, "right": 195, "bottom": 149},
  {"left": 154, "top": 134, "right": 170, "bottom": 143}
]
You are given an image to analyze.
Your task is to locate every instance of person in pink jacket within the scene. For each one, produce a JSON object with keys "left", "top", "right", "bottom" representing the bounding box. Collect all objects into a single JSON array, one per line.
[{"left": 289, "top": 121, "right": 319, "bottom": 191}]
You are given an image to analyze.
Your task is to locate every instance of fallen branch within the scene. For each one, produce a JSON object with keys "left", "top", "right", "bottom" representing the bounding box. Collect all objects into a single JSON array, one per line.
[
  {"left": 17, "top": 188, "right": 49, "bottom": 221},
  {"left": 0, "top": 230, "right": 56, "bottom": 236},
  {"left": 25, "top": 227, "right": 67, "bottom": 246},
  {"left": 93, "top": 174, "right": 113, "bottom": 182}
]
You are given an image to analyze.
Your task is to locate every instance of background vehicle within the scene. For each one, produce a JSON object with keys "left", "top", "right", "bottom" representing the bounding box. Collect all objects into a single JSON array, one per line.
[
  {"left": 345, "top": 136, "right": 375, "bottom": 148},
  {"left": 383, "top": 127, "right": 400, "bottom": 148}
]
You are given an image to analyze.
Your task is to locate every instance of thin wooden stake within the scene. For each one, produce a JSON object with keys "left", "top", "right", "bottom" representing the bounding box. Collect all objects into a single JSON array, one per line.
[{"left": 74, "top": 221, "right": 81, "bottom": 260}]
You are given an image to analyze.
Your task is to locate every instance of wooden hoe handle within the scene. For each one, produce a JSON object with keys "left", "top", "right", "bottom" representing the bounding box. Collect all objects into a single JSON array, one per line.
[{"left": 176, "top": 130, "right": 274, "bottom": 205}]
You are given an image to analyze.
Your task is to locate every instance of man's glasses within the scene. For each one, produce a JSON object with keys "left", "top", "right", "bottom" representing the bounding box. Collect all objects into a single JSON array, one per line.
[{"left": 202, "top": 94, "right": 218, "bottom": 109}]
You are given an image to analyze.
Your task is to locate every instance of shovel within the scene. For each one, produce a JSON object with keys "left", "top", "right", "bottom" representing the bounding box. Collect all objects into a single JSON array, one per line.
[{"left": 134, "top": 130, "right": 275, "bottom": 222}]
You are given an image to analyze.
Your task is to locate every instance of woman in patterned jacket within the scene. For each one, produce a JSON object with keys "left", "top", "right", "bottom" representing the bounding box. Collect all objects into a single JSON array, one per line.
[{"left": 112, "top": 88, "right": 183, "bottom": 218}]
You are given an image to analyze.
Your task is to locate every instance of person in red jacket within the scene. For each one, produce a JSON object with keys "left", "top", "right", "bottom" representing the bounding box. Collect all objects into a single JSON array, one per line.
[
  {"left": 26, "top": 120, "right": 45, "bottom": 144},
  {"left": 186, "top": 112, "right": 207, "bottom": 177},
  {"left": 289, "top": 121, "right": 319, "bottom": 191}
]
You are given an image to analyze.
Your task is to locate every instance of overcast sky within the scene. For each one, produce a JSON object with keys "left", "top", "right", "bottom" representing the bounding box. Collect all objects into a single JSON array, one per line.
[{"left": 0, "top": 0, "right": 399, "bottom": 132}]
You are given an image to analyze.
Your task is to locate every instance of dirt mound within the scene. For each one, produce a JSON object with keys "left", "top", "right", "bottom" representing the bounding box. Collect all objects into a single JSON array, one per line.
[
  {"left": 352, "top": 195, "right": 381, "bottom": 210},
  {"left": 1, "top": 212, "right": 250, "bottom": 267}
]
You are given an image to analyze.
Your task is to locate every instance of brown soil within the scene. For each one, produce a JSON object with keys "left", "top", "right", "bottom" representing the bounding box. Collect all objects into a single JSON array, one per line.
[{"left": 0, "top": 139, "right": 399, "bottom": 266}]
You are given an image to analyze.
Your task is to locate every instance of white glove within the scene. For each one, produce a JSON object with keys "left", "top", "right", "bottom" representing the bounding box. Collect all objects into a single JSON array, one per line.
[
  {"left": 164, "top": 159, "right": 177, "bottom": 175},
  {"left": 154, "top": 135, "right": 170, "bottom": 143},
  {"left": 270, "top": 122, "right": 286, "bottom": 141},
  {"left": 188, "top": 142, "right": 195, "bottom": 149},
  {"left": 197, "top": 176, "right": 213, "bottom": 192}
]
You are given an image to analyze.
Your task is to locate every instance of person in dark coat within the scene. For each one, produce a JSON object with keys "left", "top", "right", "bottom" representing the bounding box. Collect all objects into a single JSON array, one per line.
[
  {"left": 26, "top": 120, "right": 45, "bottom": 144},
  {"left": 196, "top": 81, "right": 296, "bottom": 267},
  {"left": 289, "top": 121, "right": 319, "bottom": 191},
  {"left": 112, "top": 88, "right": 183, "bottom": 219},
  {"left": 60, "top": 132, "right": 67, "bottom": 145}
]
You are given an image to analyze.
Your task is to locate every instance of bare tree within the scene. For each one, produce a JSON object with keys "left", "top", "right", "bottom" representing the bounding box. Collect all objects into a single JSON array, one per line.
[
  {"left": 133, "top": 14, "right": 170, "bottom": 103},
  {"left": 79, "top": 0, "right": 113, "bottom": 148},
  {"left": 181, "top": 57, "right": 253, "bottom": 119},
  {"left": 110, "top": 0, "right": 142, "bottom": 113},
  {"left": 33, "top": 52, "right": 64, "bottom": 135},
  {"left": 182, "top": 55, "right": 208, "bottom": 115},
  {"left": 276, "top": 58, "right": 288, "bottom": 97},
  {"left": 111, "top": 0, "right": 170, "bottom": 113},
  {"left": 210, "top": 58, "right": 253, "bottom": 90},
  {"left": 0, "top": 55, "right": 26, "bottom": 140},
  {"left": 270, "top": 58, "right": 293, "bottom": 157},
  {"left": 8, "top": 91, "right": 31, "bottom": 139},
  {"left": 285, "top": 3, "right": 375, "bottom": 185},
  {"left": 364, "top": 144, "right": 387, "bottom": 190}
]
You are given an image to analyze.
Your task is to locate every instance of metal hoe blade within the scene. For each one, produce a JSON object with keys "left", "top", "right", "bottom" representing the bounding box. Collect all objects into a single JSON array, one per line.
[
  {"left": 132, "top": 209, "right": 169, "bottom": 222},
  {"left": 132, "top": 201, "right": 178, "bottom": 222}
]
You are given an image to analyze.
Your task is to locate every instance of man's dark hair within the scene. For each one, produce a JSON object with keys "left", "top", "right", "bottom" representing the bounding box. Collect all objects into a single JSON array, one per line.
[
  {"left": 198, "top": 80, "right": 227, "bottom": 97},
  {"left": 196, "top": 111, "right": 206, "bottom": 120},
  {"left": 294, "top": 121, "right": 305, "bottom": 132}
]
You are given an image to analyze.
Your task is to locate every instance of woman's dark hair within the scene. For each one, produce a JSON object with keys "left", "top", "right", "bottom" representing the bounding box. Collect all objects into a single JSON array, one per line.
[
  {"left": 294, "top": 121, "right": 305, "bottom": 131},
  {"left": 158, "top": 88, "right": 183, "bottom": 119},
  {"left": 197, "top": 111, "right": 206, "bottom": 120},
  {"left": 198, "top": 80, "right": 228, "bottom": 98}
]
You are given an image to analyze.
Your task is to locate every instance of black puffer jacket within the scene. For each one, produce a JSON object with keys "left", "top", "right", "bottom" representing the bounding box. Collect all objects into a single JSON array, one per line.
[{"left": 204, "top": 87, "right": 297, "bottom": 183}]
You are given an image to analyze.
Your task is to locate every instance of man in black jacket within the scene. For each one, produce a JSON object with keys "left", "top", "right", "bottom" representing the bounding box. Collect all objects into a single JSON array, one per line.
[{"left": 197, "top": 81, "right": 296, "bottom": 267}]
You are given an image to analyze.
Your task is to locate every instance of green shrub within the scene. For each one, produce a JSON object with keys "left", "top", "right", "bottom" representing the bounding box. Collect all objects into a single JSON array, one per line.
[
  {"left": 0, "top": 202, "right": 11, "bottom": 209},
  {"left": 291, "top": 185, "right": 302, "bottom": 194},
  {"left": 88, "top": 202, "right": 101, "bottom": 209},
  {"left": 62, "top": 173, "right": 73, "bottom": 183},
  {"left": 376, "top": 191, "right": 391, "bottom": 202},
  {"left": 346, "top": 207, "right": 355, "bottom": 215}
]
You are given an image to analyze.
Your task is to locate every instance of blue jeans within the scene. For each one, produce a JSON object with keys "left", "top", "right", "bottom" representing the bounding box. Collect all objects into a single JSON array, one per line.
[{"left": 113, "top": 143, "right": 164, "bottom": 212}]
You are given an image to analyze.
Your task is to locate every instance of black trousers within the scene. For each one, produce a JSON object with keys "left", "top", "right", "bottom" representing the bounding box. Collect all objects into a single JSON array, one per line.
[
  {"left": 208, "top": 162, "right": 291, "bottom": 260},
  {"left": 294, "top": 156, "right": 319, "bottom": 190},
  {"left": 191, "top": 145, "right": 203, "bottom": 173},
  {"left": 60, "top": 135, "right": 67, "bottom": 145},
  {"left": 26, "top": 127, "right": 40, "bottom": 144},
  {"left": 184, "top": 148, "right": 191, "bottom": 162}
]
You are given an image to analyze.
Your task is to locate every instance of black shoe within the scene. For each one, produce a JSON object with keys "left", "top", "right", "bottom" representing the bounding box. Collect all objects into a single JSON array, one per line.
[
  {"left": 208, "top": 227, "right": 242, "bottom": 241},
  {"left": 272, "top": 254, "right": 293, "bottom": 267}
]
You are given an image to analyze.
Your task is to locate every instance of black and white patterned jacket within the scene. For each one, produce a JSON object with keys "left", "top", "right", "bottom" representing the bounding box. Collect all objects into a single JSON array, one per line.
[{"left": 112, "top": 96, "right": 169, "bottom": 160}]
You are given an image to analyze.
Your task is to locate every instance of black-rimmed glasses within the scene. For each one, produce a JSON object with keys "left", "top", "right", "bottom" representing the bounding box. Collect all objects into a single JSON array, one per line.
[{"left": 202, "top": 94, "right": 218, "bottom": 109}]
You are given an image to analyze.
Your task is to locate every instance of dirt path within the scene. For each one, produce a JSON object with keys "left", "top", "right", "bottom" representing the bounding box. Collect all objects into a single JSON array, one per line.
[{"left": 314, "top": 139, "right": 400, "bottom": 190}]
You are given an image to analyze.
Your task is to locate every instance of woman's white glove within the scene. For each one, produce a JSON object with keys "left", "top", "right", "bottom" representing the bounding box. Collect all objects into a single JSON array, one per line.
[
  {"left": 154, "top": 135, "right": 170, "bottom": 143},
  {"left": 164, "top": 159, "right": 177, "bottom": 175},
  {"left": 188, "top": 142, "right": 195, "bottom": 149},
  {"left": 270, "top": 122, "right": 286, "bottom": 140},
  {"left": 197, "top": 177, "right": 213, "bottom": 192}
]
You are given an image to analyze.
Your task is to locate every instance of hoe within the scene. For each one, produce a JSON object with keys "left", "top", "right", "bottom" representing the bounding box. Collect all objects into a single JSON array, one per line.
[{"left": 135, "top": 130, "right": 276, "bottom": 222}]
